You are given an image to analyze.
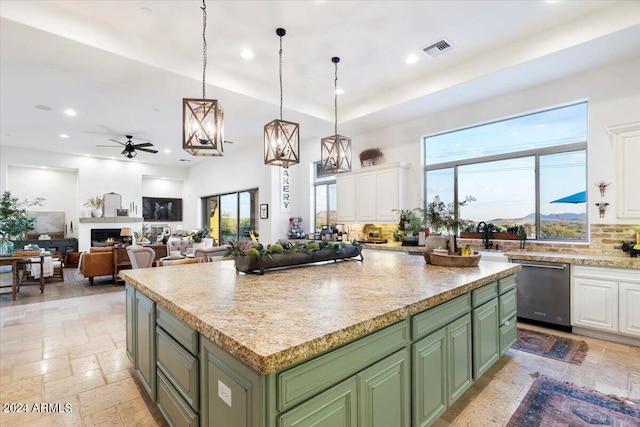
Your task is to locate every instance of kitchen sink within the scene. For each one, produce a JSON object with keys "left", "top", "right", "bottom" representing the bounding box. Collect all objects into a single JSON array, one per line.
[{"left": 476, "top": 250, "right": 508, "bottom": 262}]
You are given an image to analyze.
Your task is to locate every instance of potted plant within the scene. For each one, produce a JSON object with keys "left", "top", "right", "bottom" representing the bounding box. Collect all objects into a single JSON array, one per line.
[
  {"left": 0, "top": 191, "right": 45, "bottom": 255},
  {"left": 187, "top": 228, "right": 210, "bottom": 249},
  {"left": 84, "top": 196, "right": 104, "bottom": 218},
  {"left": 418, "top": 195, "right": 475, "bottom": 254}
]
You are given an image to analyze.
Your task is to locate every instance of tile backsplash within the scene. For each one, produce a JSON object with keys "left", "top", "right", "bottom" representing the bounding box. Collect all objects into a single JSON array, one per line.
[{"left": 459, "top": 223, "right": 640, "bottom": 256}]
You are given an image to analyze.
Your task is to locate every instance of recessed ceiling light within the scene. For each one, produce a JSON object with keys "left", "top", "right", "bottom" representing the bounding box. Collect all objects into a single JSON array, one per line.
[
  {"left": 405, "top": 54, "right": 419, "bottom": 64},
  {"left": 35, "top": 105, "right": 53, "bottom": 111},
  {"left": 240, "top": 49, "right": 254, "bottom": 60},
  {"left": 335, "top": 88, "right": 345, "bottom": 95},
  {"left": 164, "top": 149, "right": 171, "bottom": 154},
  {"left": 307, "top": 77, "right": 314, "bottom": 83},
  {"left": 63, "top": 108, "right": 77, "bottom": 116},
  {"left": 59, "top": 134, "right": 69, "bottom": 138},
  {"left": 141, "top": 6, "right": 152, "bottom": 13}
]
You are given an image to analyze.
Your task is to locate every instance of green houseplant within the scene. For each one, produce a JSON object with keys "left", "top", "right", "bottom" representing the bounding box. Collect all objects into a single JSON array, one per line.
[
  {"left": 0, "top": 191, "right": 45, "bottom": 255},
  {"left": 419, "top": 195, "right": 475, "bottom": 253}
]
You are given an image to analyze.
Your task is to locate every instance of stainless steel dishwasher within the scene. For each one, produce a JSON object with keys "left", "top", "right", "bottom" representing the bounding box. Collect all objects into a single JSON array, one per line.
[{"left": 511, "top": 259, "right": 571, "bottom": 330}]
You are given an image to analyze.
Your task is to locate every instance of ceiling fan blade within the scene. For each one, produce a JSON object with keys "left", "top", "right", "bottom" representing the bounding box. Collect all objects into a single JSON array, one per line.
[
  {"left": 108, "top": 139, "right": 125, "bottom": 145},
  {"left": 132, "top": 142, "right": 154, "bottom": 148},
  {"left": 96, "top": 145, "right": 122, "bottom": 147},
  {"left": 137, "top": 148, "right": 158, "bottom": 154}
]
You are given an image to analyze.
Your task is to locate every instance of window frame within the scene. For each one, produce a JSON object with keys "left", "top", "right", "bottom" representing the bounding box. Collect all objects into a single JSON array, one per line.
[
  {"left": 313, "top": 161, "right": 337, "bottom": 231},
  {"left": 424, "top": 103, "right": 588, "bottom": 242},
  {"left": 201, "top": 188, "right": 259, "bottom": 244}
]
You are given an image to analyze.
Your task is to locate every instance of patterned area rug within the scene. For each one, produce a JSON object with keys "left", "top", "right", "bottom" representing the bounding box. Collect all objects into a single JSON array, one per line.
[
  {"left": 507, "top": 376, "right": 640, "bottom": 426},
  {"left": 513, "top": 327, "right": 589, "bottom": 365}
]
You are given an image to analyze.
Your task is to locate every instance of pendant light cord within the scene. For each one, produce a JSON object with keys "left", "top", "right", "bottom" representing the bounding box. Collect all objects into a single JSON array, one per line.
[
  {"left": 201, "top": 0, "right": 207, "bottom": 100},
  {"left": 334, "top": 61, "right": 338, "bottom": 135},
  {"left": 279, "top": 34, "right": 283, "bottom": 120}
]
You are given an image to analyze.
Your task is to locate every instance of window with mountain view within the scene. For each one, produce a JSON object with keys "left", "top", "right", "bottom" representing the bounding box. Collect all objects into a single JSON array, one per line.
[{"left": 424, "top": 102, "right": 587, "bottom": 241}]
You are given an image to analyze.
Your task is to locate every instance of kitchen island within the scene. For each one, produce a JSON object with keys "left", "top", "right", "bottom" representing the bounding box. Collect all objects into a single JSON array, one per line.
[{"left": 121, "top": 250, "right": 520, "bottom": 427}]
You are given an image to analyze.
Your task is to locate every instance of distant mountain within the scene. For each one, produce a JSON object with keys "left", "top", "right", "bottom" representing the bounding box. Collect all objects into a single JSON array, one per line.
[{"left": 493, "top": 212, "right": 586, "bottom": 222}]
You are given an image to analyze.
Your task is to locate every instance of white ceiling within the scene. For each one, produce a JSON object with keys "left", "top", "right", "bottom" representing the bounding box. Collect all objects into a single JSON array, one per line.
[{"left": 1, "top": 0, "right": 639, "bottom": 167}]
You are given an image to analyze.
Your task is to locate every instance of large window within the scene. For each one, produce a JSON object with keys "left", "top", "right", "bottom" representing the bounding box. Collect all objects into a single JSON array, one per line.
[
  {"left": 424, "top": 102, "right": 587, "bottom": 241},
  {"left": 202, "top": 189, "right": 258, "bottom": 244},
  {"left": 313, "top": 162, "right": 337, "bottom": 231}
]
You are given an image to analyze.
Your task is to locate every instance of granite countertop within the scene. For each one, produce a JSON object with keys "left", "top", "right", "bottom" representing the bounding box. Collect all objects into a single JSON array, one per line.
[
  {"left": 120, "top": 251, "right": 520, "bottom": 374},
  {"left": 504, "top": 251, "right": 640, "bottom": 269}
]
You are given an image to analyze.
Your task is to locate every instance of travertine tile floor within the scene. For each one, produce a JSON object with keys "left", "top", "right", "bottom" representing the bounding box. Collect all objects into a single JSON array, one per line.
[{"left": 1, "top": 288, "right": 638, "bottom": 426}]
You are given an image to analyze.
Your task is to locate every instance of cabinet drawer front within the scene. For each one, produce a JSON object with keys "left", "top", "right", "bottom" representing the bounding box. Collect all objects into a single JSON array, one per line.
[
  {"left": 498, "top": 275, "right": 517, "bottom": 294},
  {"left": 499, "top": 289, "right": 517, "bottom": 325},
  {"left": 277, "top": 320, "right": 409, "bottom": 412},
  {"left": 156, "top": 327, "right": 199, "bottom": 410},
  {"left": 277, "top": 377, "right": 357, "bottom": 427},
  {"left": 157, "top": 305, "right": 199, "bottom": 354},
  {"left": 499, "top": 316, "right": 517, "bottom": 355},
  {"left": 157, "top": 370, "right": 199, "bottom": 427},
  {"left": 472, "top": 282, "right": 498, "bottom": 308},
  {"left": 412, "top": 294, "right": 471, "bottom": 340}
]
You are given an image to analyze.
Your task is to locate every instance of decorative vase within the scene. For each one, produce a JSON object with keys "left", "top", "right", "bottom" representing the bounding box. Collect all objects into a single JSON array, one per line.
[
  {"left": 192, "top": 242, "right": 206, "bottom": 250},
  {"left": 0, "top": 239, "right": 14, "bottom": 256},
  {"left": 92, "top": 208, "right": 103, "bottom": 218},
  {"left": 424, "top": 234, "right": 447, "bottom": 253}
]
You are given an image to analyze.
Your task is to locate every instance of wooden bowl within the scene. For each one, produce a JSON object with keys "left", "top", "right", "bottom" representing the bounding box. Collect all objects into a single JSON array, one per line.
[{"left": 427, "top": 252, "right": 481, "bottom": 267}]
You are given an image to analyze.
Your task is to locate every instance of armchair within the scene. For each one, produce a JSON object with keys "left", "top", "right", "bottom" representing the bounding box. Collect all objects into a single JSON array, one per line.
[
  {"left": 126, "top": 245, "right": 155, "bottom": 269},
  {"left": 78, "top": 247, "right": 114, "bottom": 285},
  {"left": 166, "top": 238, "right": 191, "bottom": 255}
]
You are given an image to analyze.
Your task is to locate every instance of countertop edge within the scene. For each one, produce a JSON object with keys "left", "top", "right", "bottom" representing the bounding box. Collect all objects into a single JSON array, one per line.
[
  {"left": 504, "top": 252, "right": 640, "bottom": 269},
  {"left": 121, "top": 264, "right": 520, "bottom": 374}
]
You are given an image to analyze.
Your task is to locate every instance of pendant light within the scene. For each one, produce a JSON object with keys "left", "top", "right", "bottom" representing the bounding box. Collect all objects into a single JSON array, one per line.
[
  {"left": 321, "top": 57, "right": 351, "bottom": 173},
  {"left": 183, "top": 0, "right": 224, "bottom": 156},
  {"left": 264, "top": 28, "right": 300, "bottom": 168}
]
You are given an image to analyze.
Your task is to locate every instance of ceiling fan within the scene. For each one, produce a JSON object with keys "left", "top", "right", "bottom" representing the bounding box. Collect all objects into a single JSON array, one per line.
[{"left": 97, "top": 135, "right": 158, "bottom": 159}]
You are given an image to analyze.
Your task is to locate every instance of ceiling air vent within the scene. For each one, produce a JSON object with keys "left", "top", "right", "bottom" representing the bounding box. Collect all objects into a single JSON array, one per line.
[{"left": 422, "top": 38, "right": 454, "bottom": 58}]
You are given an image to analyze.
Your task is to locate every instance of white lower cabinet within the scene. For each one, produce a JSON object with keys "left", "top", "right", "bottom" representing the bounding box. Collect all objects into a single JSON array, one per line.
[{"left": 572, "top": 265, "right": 640, "bottom": 339}]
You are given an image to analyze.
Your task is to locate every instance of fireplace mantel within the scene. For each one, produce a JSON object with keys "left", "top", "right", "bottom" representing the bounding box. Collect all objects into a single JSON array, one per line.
[{"left": 79, "top": 218, "right": 143, "bottom": 223}]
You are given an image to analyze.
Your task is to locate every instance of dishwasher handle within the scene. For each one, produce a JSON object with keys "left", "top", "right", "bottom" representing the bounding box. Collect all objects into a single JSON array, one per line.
[{"left": 517, "top": 263, "right": 566, "bottom": 270}]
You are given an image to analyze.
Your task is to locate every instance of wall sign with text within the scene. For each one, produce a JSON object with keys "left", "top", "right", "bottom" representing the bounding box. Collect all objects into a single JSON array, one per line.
[{"left": 280, "top": 168, "right": 291, "bottom": 213}]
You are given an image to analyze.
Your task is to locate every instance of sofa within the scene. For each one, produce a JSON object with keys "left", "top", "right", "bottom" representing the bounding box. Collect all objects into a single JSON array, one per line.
[{"left": 78, "top": 247, "right": 114, "bottom": 285}]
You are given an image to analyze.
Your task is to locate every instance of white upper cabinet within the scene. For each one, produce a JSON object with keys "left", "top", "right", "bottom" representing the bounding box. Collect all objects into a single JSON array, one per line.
[
  {"left": 336, "top": 162, "right": 410, "bottom": 223},
  {"left": 607, "top": 121, "right": 640, "bottom": 218}
]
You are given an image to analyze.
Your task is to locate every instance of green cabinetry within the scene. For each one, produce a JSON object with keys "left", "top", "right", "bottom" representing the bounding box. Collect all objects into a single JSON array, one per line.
[
  {"left": 125, "top": 283, "right": 135, "bottom": 362},
  {"left": 412, "top": 294, "right": 472, "bottom": 427},
  {"left": 135, "top": 289, "right": 156, "bottom": 400}
]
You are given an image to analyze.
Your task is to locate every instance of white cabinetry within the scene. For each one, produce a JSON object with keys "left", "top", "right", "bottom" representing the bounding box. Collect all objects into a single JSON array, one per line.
[
  {"left": 336, "top": 162, "right": 410, "bottom": 223},
  {"left": 607, "top": 121, "right": 640, "bottom": 218},
  {"left": 572, "top": 265, "right": 640, "bottom": 343}
]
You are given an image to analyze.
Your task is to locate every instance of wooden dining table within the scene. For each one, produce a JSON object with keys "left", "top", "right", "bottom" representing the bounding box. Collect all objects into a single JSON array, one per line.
[{"left": 0, "top": 254, "right": 47, "bottom": 300}]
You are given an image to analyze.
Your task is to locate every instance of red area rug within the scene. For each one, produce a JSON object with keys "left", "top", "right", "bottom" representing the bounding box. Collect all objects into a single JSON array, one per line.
[
  {"left": 508, "top": 376, "right": 640, "bottom": 426},
  {"left": 512, "top": 327, "right": 589, "bottom": 365}
]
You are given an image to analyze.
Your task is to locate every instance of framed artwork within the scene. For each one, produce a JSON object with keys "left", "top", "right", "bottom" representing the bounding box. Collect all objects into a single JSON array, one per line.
[
  {"left": 142, "top": 197, "right": 183, "bottom": 221},
  {"left": 103, "top": 192, "right": 122, "bottom": 218},
  {"left": 115, "top": 208, "right": 129, "bottom": 217},
  {"left": 260, "top": 204, "right": 269, "bottom": 219}
]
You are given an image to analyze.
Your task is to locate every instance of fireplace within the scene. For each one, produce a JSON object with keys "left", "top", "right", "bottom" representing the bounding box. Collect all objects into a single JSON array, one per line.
[{"left": 91, "top": 228, "right": 122, "bottom": 247}]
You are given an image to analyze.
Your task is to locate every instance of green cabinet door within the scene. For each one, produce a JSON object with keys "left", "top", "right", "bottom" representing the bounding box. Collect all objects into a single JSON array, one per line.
[
  {"left": 472, "top": 298, "right": 499, "bottom": 379},
  {"left": 412, "top": 328, "right": 447, "bottom": 427},
  {"left": 447, "top": 313, "right": 472, "bottom": 404},
  {"left": 200, "top": 336, "right": 263, "bottom": 427},
  {"left": 278, "top": 377, "right": 357, "bottom": 427},
  {"left": 125, "top": 283, "right": 135, "bottom": 362},
  {"left": 358, "top": 349, "right": 410, "bottom": 427},
  {"left": 135, "top": 290, "right": 156, "bottom": 401}
]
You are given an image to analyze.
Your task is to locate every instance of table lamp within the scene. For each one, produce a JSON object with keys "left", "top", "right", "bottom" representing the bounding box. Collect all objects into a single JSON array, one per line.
[{"left": 120, "top": 227, "right": 133, "bottom": 246}]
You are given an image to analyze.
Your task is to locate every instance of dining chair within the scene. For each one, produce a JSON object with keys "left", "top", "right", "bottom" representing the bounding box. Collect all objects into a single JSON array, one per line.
[
  {"left": 126, "top": 245, "right": 155, "bottom": 269},
  {"left": 160, "top": 257, "right": 203, "bottom": 267}
]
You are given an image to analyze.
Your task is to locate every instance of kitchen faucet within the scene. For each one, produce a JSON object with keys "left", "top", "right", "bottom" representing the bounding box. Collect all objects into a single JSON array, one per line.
[{"left": 476, "top": 221, "right": 494, "bottom": 249}]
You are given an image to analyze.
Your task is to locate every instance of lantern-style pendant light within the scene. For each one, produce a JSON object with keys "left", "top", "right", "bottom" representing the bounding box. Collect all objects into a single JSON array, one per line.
[
  {"left": 264, "top": 28, "right": 300, "bottom": 168},
  {"left": 321, "top": 57, "right": 351, "bottom": 173},
  {"left": 183, "top": 0, "right": 225, "bottom": 156}
]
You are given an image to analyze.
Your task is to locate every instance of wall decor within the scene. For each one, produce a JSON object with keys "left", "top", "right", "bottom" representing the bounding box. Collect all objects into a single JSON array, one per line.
[
  {"left": 595, "top": 181, "right": 611, "bottom": 197},
  {"left": 142, "top": 197, "right": 183, "bottom": 221},
  {"left": 27, "top": 211, "right": 65, "bottom": 239},
  {"left": 103, "top": 192, "right": 122, "bottom": 218},
  {"left": 116, "top": 208, "right": 129, "bottom": 217},
  {"left": 260, "top": 204, "right": 269, "bottom": 219},
  {"left": 358, "top": 147, "right": 383, "bottom": 167},
  {"left": 280, "top": 168, "right": 291, "bottom": 213}
]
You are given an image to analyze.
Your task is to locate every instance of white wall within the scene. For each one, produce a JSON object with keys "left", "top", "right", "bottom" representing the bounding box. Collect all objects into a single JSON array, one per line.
[{"left": 345, "top": 57, "right": 640, "bottom": 225}]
